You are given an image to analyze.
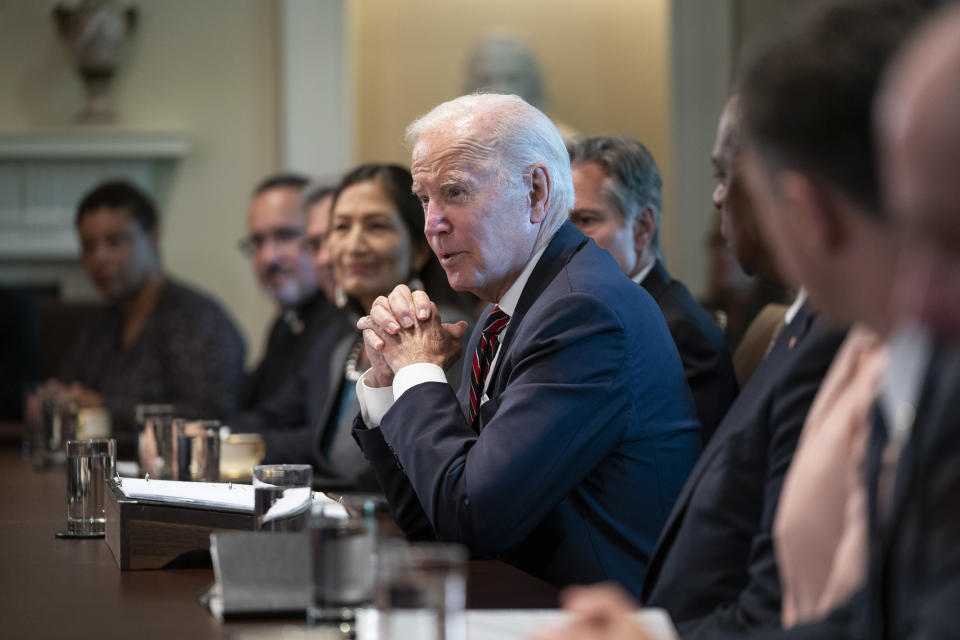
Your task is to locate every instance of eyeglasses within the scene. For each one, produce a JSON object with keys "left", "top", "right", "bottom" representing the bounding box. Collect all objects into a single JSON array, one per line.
[{"left": 238, "top": 226, "right": 303, "bottom": 256}]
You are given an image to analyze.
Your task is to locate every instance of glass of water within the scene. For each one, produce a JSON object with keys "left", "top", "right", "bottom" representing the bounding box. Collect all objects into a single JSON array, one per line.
[
  {"left": 37, "top": 392, "right": 77, "bottom": 469},
  {"left": 174, "top": 418, "right": 222, "bottom": 482},
  {"left": 136, "top": 404, "right": 175, "bottom": 479},
  {"left": 307, "top": 500, "right": 377, "bottom": 633},
  {"left": 373, "top": 541, "right": 468, "bottom": 640},
  {"left": 252, "top": 464, "right": 313, "bottom": 532},
  {"left": 65, "top": 438, "right": 117, "bottom": 537}
]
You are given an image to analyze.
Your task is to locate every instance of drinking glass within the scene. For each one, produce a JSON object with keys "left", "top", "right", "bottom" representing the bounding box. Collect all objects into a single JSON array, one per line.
[
  {"left": 64, "top": 438, "right": 117, "bottom": 537},
  {"left": 38, "top": 392, "right": 76, "bottom": 468},
  {"left": 174, "top": 418, "right": 221, "bottom": 482},
  {"left": 373, "top": 541, "right": 468, "bottom": 640},
  {"left": 307, "top": 500, "right": 377, "bottom": 633},
  {"left": 252, "top": 464, "right": 313, "bottom": 532},
  {"left": 136, "top": 404, "right": 175, "bottom": 479}
]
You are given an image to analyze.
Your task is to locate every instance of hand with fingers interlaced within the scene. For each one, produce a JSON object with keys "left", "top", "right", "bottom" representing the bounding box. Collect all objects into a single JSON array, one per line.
[{"left": 356, "top": 284, "right": 469, "bottom": 388}]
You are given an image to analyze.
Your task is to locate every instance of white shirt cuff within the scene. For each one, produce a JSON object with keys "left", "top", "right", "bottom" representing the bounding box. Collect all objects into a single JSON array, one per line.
[
  {"left": 355, "top": 363, "right": 447, "bottom": 428},
  {"left": 393, "top": 362, "right": 447, "bottom": 400},
  {"left": 356, "top": 370, "right": 395, "bottom": 428}
]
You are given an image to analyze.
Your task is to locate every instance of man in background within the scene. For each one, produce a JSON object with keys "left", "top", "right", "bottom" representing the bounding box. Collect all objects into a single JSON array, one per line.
[
  {"left": 569, "top": 136, "right": 737, "bottom": 442},
  {"left": 239, "top": 174, "right": 338, "bottom": 409},
  {"left": 54, "top": 180, "right": 245, "bottom": 457}
]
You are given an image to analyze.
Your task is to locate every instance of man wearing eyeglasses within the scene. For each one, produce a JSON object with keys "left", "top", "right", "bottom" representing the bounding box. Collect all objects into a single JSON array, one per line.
[{"left": 239, "top": 173, "right": 339, "bottom": 409}]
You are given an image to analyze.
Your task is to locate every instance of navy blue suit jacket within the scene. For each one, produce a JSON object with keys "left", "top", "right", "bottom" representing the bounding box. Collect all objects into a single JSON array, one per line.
[
  {"left": 642, "top": 304, "right": 846, "bottom": 638},
  {"left": 354, "top": 222, "right": 701, "bottom": 597}
]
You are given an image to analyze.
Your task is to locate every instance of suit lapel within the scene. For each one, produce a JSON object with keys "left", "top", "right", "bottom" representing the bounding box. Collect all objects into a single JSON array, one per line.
[{"left": 481, "top": 222, "right": 588, "bottom": 403}]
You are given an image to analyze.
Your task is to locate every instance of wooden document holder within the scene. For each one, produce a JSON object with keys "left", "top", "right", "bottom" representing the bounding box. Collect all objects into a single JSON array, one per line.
[{"left": 104, "top": 478, "right": 255, "bottom": 570}]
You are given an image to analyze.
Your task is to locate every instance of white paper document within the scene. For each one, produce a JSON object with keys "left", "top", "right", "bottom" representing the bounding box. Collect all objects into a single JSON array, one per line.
[
  {"left": 118, "top": 478, "right": 256, "bottom": 512},
  {"left": 117, "top": 479, "right": 342, "bottom": 518},
  {"left": 354, "top": 608, "right": 678, "bottom": 640}
]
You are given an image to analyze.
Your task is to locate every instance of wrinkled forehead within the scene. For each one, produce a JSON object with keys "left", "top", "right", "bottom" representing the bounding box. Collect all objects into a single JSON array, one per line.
[{"left": 411, "top": 126, "right": 501, "bottom": 190}]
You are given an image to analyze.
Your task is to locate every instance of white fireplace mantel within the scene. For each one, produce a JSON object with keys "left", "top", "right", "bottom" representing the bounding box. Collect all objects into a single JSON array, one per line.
[{"left": 0, "top": 129, "right": 191, "bottom": 261}]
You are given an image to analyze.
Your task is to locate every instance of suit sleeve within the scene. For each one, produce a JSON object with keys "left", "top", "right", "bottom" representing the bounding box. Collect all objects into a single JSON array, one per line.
[
  {"left": 679, "top": 326, "right": 839, "bottom": 639},
  {"left": 374, "top": 292, "right": 630, "bottom": 554},
  {"left": 351, "top": 348, "right": 469, "bottom": 541},
  {"left": 352, "top": 417, "right": 437, "bottom": 540}
]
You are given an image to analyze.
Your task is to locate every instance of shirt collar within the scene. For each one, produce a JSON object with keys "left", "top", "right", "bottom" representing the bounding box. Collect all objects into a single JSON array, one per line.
[
  {"left": 879, "top": 321, "right": 932, "bottom": 445},
  {"left": 630, "top": 260, "right": 657, "bottom": 286},
  {"left": 496, "top": 243, "right": 550, "bottom": 317},
  {"left": 785, "top": 288, "right": 808, "bottom": 326}
]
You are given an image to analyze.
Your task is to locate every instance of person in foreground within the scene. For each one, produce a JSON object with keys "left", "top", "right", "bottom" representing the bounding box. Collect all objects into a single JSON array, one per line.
[
  {"left": 351, "top": 93, "right": 701, "bottom": 596},
  {"left": 532, "top": 1, "right": 939, "bottom": 639},
  {"left": 568, "top": 136, "right": 738, "bottom": 443},
  {"left": 50, "top": 180, "right": 245, "bottom": 457},
  {"left": 636, "top": 91, "right": 846, "bottom": 634},
  {"left": 748, "top": 3, "right": 960, "bottom": 637}
]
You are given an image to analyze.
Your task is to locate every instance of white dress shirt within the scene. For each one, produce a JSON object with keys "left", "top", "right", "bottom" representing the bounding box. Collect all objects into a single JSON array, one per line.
[
  {"left": 785, "top": 288, "right": 808, "bottom": 326},
  {"left": 356, "top": 243, "right": 550, "bottom": 428},
  {"left": 630, "top": 259, "right": 657, "bottom": 287}
]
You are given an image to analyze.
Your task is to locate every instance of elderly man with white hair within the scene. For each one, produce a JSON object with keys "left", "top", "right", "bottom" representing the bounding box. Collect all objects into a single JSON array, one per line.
[{"left": 351, "top": 93, "right": 701, "bottom": 595}]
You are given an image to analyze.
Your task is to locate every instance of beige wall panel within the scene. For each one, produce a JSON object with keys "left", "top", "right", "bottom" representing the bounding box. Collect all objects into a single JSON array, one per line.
[
  {"left": 0, "top": 0, "right": 283, "bottom": 365},
  {"left": 349, "top": 0, "right": 674, "bottom": 260}
]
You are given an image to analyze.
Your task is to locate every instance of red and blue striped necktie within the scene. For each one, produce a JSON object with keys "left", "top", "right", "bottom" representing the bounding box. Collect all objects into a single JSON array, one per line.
[{"left": 468, "top": 305, "right": 510, "bottom": 424}]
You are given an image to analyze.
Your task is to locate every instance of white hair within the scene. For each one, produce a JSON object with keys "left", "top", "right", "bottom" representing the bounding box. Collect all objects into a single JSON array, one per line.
[{"left": 405, "top": 93, "right": 573, "bottom": 236}]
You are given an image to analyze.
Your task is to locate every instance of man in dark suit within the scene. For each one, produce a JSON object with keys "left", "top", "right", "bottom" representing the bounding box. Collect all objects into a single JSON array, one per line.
[
  {"left": 239, "top": 174, "right": 340, "bottom": 409},
  {"left": 535, "top": 2, "right": 944, "bottom": 640},
  {"left": 568, "top": 136, "right": 738, "bottom": 443},
  {"left": 746, "top": 4, "right": 960, "bottom": 638},
  {"left": 646, "top": 1, "right": 917, "bottom": 637},
  {"left": 874, "top": 11, "right": 960, "bottom": 634},
  {"left": 351, "top": 93, "right": 701, "bottom": 597}
]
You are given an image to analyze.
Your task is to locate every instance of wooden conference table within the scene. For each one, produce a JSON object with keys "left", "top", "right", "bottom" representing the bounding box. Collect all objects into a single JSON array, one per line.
[{"left": 0, "top": 436, "right": 558, "bottom": 639}]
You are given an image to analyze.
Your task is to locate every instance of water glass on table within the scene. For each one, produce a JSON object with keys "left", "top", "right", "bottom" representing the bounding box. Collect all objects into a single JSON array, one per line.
[
  {"left": 307, "top": 499, "right": 377, "bottom": 633},
  {"left": 174, "top": 418, "right": 222, "bottom": 482},
  {"left": 36, "top": 392, "right": 77, "bottom": 468},
  {"left": 371, "top": 541, "right": 468, "bottom": 640},
  {"left": 62, "top": 438, "right": 117, "bottom": 538},
  {"left": 136, "top": 404, "right": 175, "bottom": 479},
  {"left": 252, "top": 464, "right": 313, "bottom": 532}
]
